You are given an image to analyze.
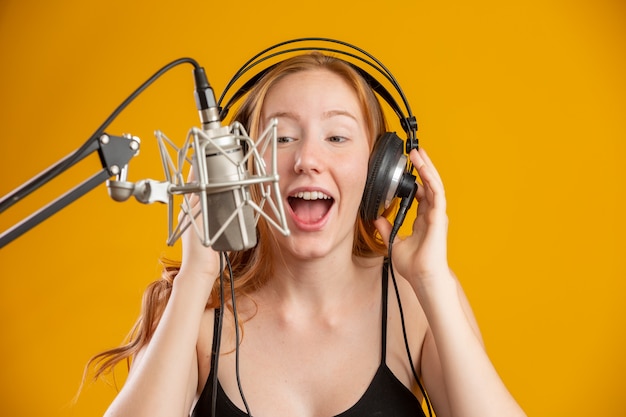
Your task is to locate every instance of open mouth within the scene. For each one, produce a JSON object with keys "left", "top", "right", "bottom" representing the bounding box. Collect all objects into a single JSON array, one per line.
[{"left": 288, "top": 191, "right": 334, "bottom": 224}]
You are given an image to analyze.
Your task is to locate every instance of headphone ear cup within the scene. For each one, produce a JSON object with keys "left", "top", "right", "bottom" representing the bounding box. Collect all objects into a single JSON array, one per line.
[{"left": 360, "top": 132, "right": 406, "bottom": 222}]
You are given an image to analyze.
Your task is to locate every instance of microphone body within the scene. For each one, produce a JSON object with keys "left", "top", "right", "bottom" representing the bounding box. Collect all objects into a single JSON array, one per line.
[
  {"left": 194, "top": 71, "right": 257, "bottom": 251},
  {"left": 198, "top": 127, "right": 257, "bottom": 251}
]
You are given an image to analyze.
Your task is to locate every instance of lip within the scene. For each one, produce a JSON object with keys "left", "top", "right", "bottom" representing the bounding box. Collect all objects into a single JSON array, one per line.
[{"left": 286, "top": 186, "right": 335, "bottom": 231}]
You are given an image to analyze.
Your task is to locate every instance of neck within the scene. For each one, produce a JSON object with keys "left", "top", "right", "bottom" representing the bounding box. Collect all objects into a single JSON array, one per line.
[{"left": 262, "top": 250, "right": 382, "bottom": 317}]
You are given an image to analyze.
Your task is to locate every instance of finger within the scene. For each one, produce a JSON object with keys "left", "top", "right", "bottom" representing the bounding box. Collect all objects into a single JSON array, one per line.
[
  {"left": 410, "top": 149, "right": 446, "bottom": 212},
  {"left": 410, "top": 149, "right": 437, "bottom": 191},
  {"left": 187, "top": 165, "right": 197, "bottom": 182},
  {"left": 373, "top": 216, "right": 393, "bottom": 248},
  {"left": 415, "top": 176, "right": 427, "bottom": 202},
  {"left": 417, "top": 148, "right": 444, "bottom": 188}
]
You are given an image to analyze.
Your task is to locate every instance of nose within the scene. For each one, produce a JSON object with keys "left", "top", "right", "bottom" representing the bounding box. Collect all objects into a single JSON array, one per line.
[{"left": 294, "top": 137, "right": 324, "bottom": 175}]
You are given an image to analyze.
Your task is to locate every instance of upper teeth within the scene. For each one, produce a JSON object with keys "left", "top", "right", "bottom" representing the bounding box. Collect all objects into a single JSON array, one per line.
[{"left": 292, "top": 191, "right": 332, "bottom": 200}]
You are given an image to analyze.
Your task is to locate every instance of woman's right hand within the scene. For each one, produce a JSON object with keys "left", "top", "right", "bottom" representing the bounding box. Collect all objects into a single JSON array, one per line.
[{"left": 177, "top": 169, "right": 221, "bottom": 289}]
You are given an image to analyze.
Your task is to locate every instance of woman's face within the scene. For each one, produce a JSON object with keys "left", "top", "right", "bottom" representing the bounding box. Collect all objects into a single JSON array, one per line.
[{"left": 260, "top": 69, "right": 371, "bottom": 260}]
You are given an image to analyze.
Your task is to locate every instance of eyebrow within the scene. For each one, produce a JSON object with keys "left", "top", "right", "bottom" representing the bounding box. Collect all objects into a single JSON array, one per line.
[
  {"left": 266, "top": 111, "right": 299, "bottom": 121},
  {"left": 323, "top": 109, "right": 358, "bottom": 122},
  {"left": 266, "top": 110, "right": 358, "bottom": 122}
]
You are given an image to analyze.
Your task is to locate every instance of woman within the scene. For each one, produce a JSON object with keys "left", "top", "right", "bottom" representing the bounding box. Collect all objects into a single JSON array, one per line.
[{"left": 91, "top": 51, "right": 526, "bottom": 417}]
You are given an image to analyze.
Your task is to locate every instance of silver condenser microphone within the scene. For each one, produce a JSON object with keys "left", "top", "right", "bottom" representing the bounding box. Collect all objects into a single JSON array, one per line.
[
  {"left": 192, "top": 67, "right": 256, "bottom": 251},
  {"left": 106, "top": 62, "right": 289, "bottom": 251}
]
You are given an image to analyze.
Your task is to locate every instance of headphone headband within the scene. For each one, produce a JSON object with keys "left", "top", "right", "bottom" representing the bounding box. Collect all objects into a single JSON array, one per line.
[{"left": 218, "top": 38, "right": 418, "bottom": 149}]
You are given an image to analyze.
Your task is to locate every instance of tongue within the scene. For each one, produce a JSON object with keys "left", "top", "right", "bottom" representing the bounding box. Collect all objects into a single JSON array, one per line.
[{"left": 291, "top": 199, "right": 331, "bottom": 223}]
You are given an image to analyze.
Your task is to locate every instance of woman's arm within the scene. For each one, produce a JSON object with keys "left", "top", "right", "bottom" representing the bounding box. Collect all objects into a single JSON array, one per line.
[
  {"left": 104, "top": 198, "right": 220, "bottom": 417},
  {"left": 375, "top": 148, "right": 526, "bottom": 417},
  {"left": 418, "top": 271, "right": 524, "bottom": 417},
  {"left": 103, "top": 272, "right": 214, "bottom": 417}
]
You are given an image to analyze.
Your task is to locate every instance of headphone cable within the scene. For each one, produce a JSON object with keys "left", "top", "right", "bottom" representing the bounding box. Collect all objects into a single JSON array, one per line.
[
  {"left": 387, "top": 248, "right": 434, "bottom": 417},
  {"left": 388, "top": 192, "right": 434, "bottom": 417}
]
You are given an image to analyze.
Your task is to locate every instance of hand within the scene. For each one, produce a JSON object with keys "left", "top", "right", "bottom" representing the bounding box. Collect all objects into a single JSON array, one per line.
[
  {"left": 374, "top": 148, "right": 451, "bottom": 287},
  {"left": 177, "top": 170, "right": 221, "bottom": 285}
]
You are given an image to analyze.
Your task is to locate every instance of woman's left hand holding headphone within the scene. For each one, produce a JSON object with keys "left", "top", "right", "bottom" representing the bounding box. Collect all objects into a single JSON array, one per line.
[{"left": 373, "top": 148, "right": 454, "bottom": 293}]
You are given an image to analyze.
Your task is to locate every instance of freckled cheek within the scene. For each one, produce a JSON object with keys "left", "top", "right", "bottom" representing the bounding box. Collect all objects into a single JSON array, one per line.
[
  {"left": 261, "top": 150, "right": 297, "bottom": 197},
  {"left": 263, "top": 150, "right": 292, "bottom": 177},
  {"left": 260, "top": 144, "right": 287, "bottom": 169},
  {"left": 342, "top": 152, "right": 371, "bottom": 198}
]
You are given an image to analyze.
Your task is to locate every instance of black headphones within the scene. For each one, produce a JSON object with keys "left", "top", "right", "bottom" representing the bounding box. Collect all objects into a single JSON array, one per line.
[{"left": 217, "top": 37, "right": 419, "bottom": 227}]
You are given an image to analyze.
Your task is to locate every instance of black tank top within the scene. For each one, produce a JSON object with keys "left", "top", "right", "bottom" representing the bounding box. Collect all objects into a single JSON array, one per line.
[{"left": 192, "top": 262, "right": 427, "bottom": 417}]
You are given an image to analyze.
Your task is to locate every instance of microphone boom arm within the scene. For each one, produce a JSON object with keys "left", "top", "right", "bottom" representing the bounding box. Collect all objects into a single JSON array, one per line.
[
  {"left": 0, "top": 57, "right": 290, "bottom": 251},
  {"left": 0, "top": 133, "right": 140, "bottom": 249}
]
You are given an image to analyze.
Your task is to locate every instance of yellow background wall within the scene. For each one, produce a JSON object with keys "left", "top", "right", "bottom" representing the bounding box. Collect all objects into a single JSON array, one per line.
[{"left": 1, "top": 0, "right": 624, "bottom": 416}]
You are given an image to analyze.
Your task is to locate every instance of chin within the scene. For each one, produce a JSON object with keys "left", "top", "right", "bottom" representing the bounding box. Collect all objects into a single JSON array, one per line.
[{"left": 279, "top": 231, "right": 352, "bottom": 262}]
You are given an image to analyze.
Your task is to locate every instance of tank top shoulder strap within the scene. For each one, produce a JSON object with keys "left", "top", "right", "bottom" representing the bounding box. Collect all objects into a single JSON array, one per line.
[
  {"left": 191, "top": 308, "right": 223, "bottom": 417},
  {"left": 380, "top": 259, "right": 389, "bottom": 366}
]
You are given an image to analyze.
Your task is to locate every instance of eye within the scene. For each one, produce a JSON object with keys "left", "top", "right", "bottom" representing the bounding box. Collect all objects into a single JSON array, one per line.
[
  {"left": 328, "top": 136, "right": 348, "bottom": 143},
  {"left": 277, "top": 136, "right": 295, "bottom": 144}
]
